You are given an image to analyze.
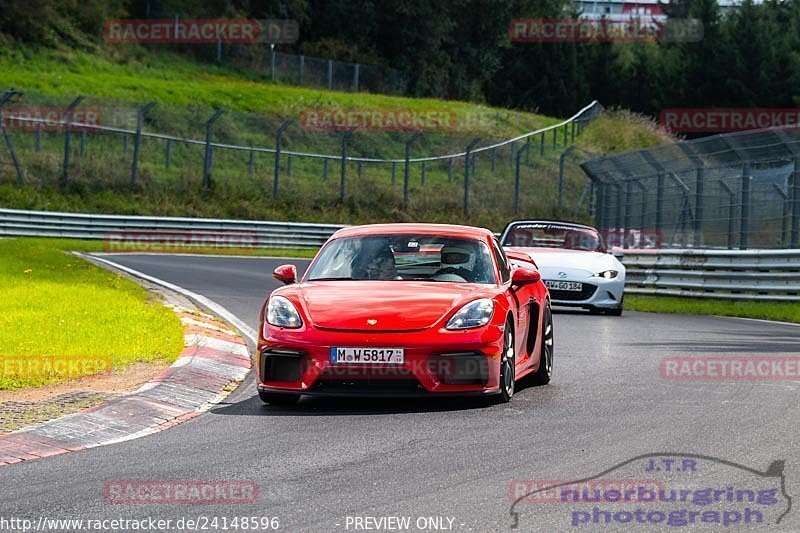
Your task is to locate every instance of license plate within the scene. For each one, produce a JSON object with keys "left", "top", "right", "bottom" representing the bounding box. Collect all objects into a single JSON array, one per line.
[
  {"left": 329, "top": 347, "right": 404, "bottom": 364},
  {"left": 545, "top": 280, "right": 583, "bottom": 291}
]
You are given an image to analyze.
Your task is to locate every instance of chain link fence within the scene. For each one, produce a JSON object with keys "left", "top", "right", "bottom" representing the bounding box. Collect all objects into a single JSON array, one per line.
[
  {"left": 581, "top": 128, "right": 800, "bottom": 250},
  {"left": 0, "top": 88, "right": 601, "bottom": 225}
]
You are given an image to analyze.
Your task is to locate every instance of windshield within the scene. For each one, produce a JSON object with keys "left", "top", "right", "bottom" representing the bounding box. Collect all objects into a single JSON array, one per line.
[
  {"left": 306, "top": 234, "right": 496, "bottom": 284},
  {"left": 503, "top": 222, "right": 605, "bottom": 252}
]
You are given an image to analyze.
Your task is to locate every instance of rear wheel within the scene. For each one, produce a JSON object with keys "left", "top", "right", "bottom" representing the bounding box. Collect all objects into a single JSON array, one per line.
[
  {"left": 496, "top": 321, "right": 515, "bottom": 403},
  {"left": 258, "top": 390, "right": 300, "bottom": 405},
  {"left": 529, "top": 306, "right": 553, "bottom": 385}
]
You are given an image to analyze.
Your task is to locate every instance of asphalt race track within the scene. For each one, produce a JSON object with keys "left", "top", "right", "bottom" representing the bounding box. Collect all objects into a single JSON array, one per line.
[{"left": 2, "top": 253, "right": 799, "bottom": 532}]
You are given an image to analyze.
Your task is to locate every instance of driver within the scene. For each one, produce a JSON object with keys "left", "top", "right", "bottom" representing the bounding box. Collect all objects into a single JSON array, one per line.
[
  {"left": 352, "top": 240, "right": 398, "bottom": 280},
  {"left": 434, "top": 246, "right": 475, "bottom": 282}
]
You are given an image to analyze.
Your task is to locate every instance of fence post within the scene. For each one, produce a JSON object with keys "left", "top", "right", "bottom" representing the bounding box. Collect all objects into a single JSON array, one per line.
[
  {"left": 131, "top": 101, "right": 156, "bottom": 186},
  {"left": 357, "top": 161, "right": 363, "bottom": 180},
  {"left": 35, "top": 126, "right": 41, "bottom": 152},
  {"left": 273, "top": 119, "right": 292, "bottom": 198},
  {"left": 353, "top": 63, "right": 360, "bottom": 92},
  {"left": 165, "top": 139, "right": 171, "bottom": 168},
  {"left": 655, "top": 173, "right": 664, "bottom": 236},
  {"left": 552, "top": 128, "right": 557, "bottom": 150},
  {"left": 463, "top": 138, "right": 480, "bottom": 216},
  {"left": 271, "top": 47, "right": 277, "bottom": 81},
  {"left": 391, "top": 162, "right": 396, "bottom": 185},
  {"left": 693, "top": 167, "right": 705, "bottom": 247},
  {"left": 772, "top": 184, "right": 789, "bottom": 246},
  {"left": 322, "top": 158, "right": 329, "bottom": 181},
  {"left": 615, "top": 183, "right": 623, "bottom": 243},
  {"left": 740, "top": 162, "right": 751, "bottom": 250},
  {"left": 203, "top": 109, "right": 224, "bottom": 189},
  {"left": 509, "top": 141, "right": 515, "bottom": 166},
  {"left": 557, "top": 148, "right": 572, "bottom": 211},
  {"left": 540, "top": 133, "right": 545, "bottom": 156},
  {"left": 491, "top": 147, "right": 496, "bottom": 172},
  {"left": 327, "top": 60, "right": 333, "bottom": 90},
  {"left": 61, "top": 96, "right": 84, "bottom": 187},
  {"left": 80, "top": 130, "right": 86, "bottom": 156},
  {"left": 299, "top": 55, "right": 305, "bottom": 84},
  {"left": 339, "top": 127, "right": 356, "bottom": 203},
  {"left": 514, "top": 142, "right": 531, "bottom": 215},
  {"left": 719, "top": 181, "right": 736, "bottom": 250},
  {"left": 123, "top": 134, "right": 128, "bottom": 154},
  {"left": 287, "top": 155, "right": 293, "bottom": 176},
  {"left": 563, "top": 123, "right": 568, "bottom": 145},
  {"left": 420, "top": 161, "right": 426, "bottom": 185},
  {"left": 448, "top": 158, "right": 454, "bottom": 182},
  {"left": 249, "top": 150, "right": 255, "bottom": 180},
  {"left": 0, "top": 89, "right": 25, "bottom": 184},
  {"left": 792, "top": 158, "right": 800, "bottom": 248},
  {"left": 403, "top": 133, "right": 421, "bottom": 209},
  {"left": 623, "top": 181, "right": 633, "bottom": 248},
  {"left": 571, "top": 121, "right": 576, "bottom": 142}
]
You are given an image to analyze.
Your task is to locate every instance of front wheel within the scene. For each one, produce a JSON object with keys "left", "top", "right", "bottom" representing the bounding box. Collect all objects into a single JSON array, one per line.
[
  {"left": 259, "top": 390, "right": 300, "bottom": 405},
  {"left": 496, "top": 321, "right": 516, "bottom": 403},
  {"left": 529, "top": 305, "right": 553, "bottom": 385}
]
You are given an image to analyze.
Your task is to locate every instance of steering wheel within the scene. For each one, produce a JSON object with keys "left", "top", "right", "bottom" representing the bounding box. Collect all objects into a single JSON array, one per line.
[{"left": 433, "top": 266, "right": 472, "bottom": 282}]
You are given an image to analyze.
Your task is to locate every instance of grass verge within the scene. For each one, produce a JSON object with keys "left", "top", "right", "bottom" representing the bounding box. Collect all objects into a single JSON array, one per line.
[
  {"left": 0, "top": 238, "right": 185, "bottom": 389},
  {"left": 626, "top": 295, "right": 800, "bottom": 325}
]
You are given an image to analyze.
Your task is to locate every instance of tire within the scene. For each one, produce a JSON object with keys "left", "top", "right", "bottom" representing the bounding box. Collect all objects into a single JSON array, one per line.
[
  {"left": 258, "top": 390, "right": 300, "bottom": 405},
  {"left": 529, "top": 305, "right": 553, "bottom": 386},
  {"left": 496, "top": 320, "right": 516, "bottom": 403},
  {"left": 606, "top": 296, "right": 624, "bottom": 316}
]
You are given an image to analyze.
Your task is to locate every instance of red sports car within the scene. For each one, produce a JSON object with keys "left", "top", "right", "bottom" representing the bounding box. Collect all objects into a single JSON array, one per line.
[{"left": 256, "top": 223, "right": 553, "bottom": 404}]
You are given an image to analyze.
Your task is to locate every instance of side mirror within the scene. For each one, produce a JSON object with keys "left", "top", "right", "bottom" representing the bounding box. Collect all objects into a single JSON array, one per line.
[
  {"left": 511, "top": 267, "right": 541, "bottom": 286},
  {"left": 273, "top": 264, "right": 297, "bottom": 285}
]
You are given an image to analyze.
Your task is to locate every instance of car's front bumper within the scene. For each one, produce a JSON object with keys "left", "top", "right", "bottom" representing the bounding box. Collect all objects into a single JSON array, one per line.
[
  {"left": 257, "top": 323, "right": 505, "bottom": 397},
  {"left": 542, "top": 273, "right": 625, "bottom": 309}
]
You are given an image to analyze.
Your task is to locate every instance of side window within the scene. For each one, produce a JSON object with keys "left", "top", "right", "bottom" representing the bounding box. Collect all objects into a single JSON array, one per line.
[{"left": 491, "top": 239, "right": 511, "bottom": 283}]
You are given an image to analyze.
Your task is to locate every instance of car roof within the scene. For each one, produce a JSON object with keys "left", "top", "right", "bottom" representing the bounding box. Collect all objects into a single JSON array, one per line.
[{"left": 332, "top": 223, "right": 495, "bottom": 240}]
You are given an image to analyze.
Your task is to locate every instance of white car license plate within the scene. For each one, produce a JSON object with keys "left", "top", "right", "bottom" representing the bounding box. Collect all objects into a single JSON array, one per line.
[
  {"left": 329, "top": 347, "right": 404, "bottom": 364},
  {"left": 545, "top": 280, "right": 583, "bottom": 291}
]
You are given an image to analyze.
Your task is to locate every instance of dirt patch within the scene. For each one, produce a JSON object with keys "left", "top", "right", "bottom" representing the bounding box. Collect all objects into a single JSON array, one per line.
[{"left": 0, "top": 360, "right": 171, "bottom": 404}]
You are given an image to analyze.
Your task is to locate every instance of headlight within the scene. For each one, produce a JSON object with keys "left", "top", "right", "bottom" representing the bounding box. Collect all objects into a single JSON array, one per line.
[
  {"left": 593, "top": 270, "right": 619, "bottom": 280},
  {"left": 266, "top": 296, "right": 303, "bottom": 328},
  {"left": 446, "top": 299, "right": 494, "bottom": 330}
]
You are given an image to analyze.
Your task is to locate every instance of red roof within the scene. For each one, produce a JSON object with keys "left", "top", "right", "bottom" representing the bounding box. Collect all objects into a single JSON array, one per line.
[{"left": 331, "top": 223, "right": 493, "bottom": 240}]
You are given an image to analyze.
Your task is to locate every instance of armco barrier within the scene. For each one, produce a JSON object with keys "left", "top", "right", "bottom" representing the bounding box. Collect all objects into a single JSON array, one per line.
[
  {"left": 3, "top": 208, "right": 798, "bottom": 301},
  {"left": 622, "top": 248, "right": 800, "bottom": 301},
  {"left": 0, "top": 208, "right": 344, "bottom": 249}
]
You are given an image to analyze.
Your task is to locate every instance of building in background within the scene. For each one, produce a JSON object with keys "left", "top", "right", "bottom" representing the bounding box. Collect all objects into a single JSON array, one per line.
[{"left": 574, "top": 0, "right": 756, "bottom": 22}]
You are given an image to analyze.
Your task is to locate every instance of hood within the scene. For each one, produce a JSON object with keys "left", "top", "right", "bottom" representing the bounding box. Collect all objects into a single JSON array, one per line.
[
  {"left": 290, "top": 281, "right": 491, "bottom": 332},
  {"left": 506, "top": 247, "right": 617, "bottom": 276}
]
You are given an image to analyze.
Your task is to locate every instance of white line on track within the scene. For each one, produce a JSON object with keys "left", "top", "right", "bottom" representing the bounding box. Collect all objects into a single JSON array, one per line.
[
  {"left": 91, "top": 251, "right": 313, "bottom": 261},
  {"left": 74, "top": 252, "right": 258, "bottom": 343}
]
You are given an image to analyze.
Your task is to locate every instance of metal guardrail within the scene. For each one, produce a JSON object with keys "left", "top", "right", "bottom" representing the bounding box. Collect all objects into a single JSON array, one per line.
[
  {"left": 622, "top": 248, "right": 800, "bottom": 301},
  {"left": 5, "top": 207, "right": 796, "bottom": 301},
  {"left": 0, "top": 208, "right": 344, "bottom": 249}
]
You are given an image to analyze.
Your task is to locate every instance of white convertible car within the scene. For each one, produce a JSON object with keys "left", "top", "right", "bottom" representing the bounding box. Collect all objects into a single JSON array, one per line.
[{"left": 500, "top": 220, "right": 626, "bottom": 316}]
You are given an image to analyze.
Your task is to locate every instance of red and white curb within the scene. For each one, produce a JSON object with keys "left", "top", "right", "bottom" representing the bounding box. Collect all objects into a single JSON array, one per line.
[{"left": 0, "top": 304, "right": 251, "bottom": 467}]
